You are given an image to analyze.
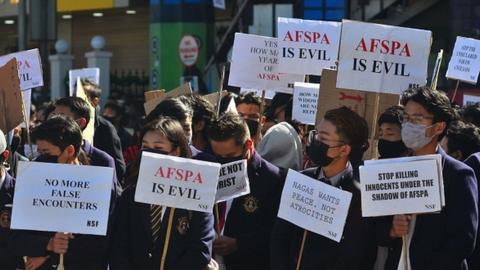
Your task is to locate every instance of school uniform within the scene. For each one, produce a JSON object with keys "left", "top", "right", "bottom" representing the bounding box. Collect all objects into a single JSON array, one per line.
[
  {"left": 378, "top": 147, "right": 478, "bottom": 270},
  {"left": 464, "top": 152, "right": 480, "bottom": 270},
  {"left": 0, "top": 170, "right": 24, "bottom": 270},
  {"left": 94, "top": 113, "right": 126, "bottom": 183},
  {"left": 110, "top": 185, "right": 214, "bottom": 270},
  {"left": 270, "top": 164, "right": 377, "bottom": 270},
  {"left": 216, "top": 151, "right": 286, "bottom": 270},
  {"left": 8, "top": 146, "right": 120, "bottom": 270}
]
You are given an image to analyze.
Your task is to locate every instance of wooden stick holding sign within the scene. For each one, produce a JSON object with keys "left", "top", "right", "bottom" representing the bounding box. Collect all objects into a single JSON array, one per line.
[
  {"left": 256, "top": 90, "right": 266, "bottom": 144},
  {"left": 296, "top": 230, "right": 308, "bottom": 270},
  {"left": 21, "top": 91, "right": 34, "bottom": 160},
  {"left": 430, "top": 50, "right": 444, "bottom": 91},
  {"left": 402, "top": 235, "right": 408, "bottom": 270},
  {"left": 369, "top": 93, "right": 381, "bottom": 158},
  {"left": 216, "top": 66, "right": 226, "bottom": 116},
  {"left": 160, "top": 208, "right": 176, "bottom": 270},
  {"left": 452, "top": 80, "right": 461, "bottom": 102}
]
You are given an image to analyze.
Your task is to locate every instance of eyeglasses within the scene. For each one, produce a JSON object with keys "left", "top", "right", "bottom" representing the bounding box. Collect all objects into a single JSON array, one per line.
[
  {"left": 307, "top": 130, "right": 344, "bottom": 147},
  {"left": 402, "top": 113, "right": 434, "bottom": 124}
]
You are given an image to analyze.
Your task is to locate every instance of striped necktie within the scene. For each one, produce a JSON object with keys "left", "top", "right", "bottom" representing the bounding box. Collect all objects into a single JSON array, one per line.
[{"left": 151, "top": 204, "right": 163, "bottom": 241}]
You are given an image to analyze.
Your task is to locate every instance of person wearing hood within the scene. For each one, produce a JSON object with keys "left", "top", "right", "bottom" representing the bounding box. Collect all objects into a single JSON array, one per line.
[{"left": 257, "top": 122, "right": 303, "bottom": 171}]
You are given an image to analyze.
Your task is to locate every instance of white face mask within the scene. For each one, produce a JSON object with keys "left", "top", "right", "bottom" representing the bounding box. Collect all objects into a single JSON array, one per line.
[{"left": 401, "top": 122, "right": 436, "bottom": 150}]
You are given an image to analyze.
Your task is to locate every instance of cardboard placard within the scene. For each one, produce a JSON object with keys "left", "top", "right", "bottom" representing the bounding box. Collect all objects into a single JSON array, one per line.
[
  {"left": 11, "top": 161, "right": 114, "bottom": 235},
  {"left": 0, "top": 49, "right": 43, "bottom": 91},
  {"left": 144, "top": 83, "right": 193, "bottom": 116},
  {"left": 278, "top": 169, "right": 352, "bottom": 242},
  {"left": 0, "top": 59, "right": 24, "bottom": 132},
  {"left": 215, "top": 160, "right": 250, "bottom": 203},
  {"left": 69, "top": 68, "right": 100, "bottom": 96},
  {"left": 134, "top": 152, "right": 221, "bottom": 213},
  {"left": 360, "top": 156, "right": 444, "bottom": 217},
  {"left": 446, "top": 36, "right": 480, "bottom": 84},
  {"left": 292, "top": 82, "right": 320, "bottom": 125},
  {"left": 228, "top": 33, "right": 304, "bottom": 94},
  {"left": 75, "top": 78, "right": 95, "bottom": 144},
  {"left": 144, "top": 89, "right": 166, "bottom": 102},
  {"left": 337, "top": 20, "right": 431, "bottom": 94},
  {"left": 277, "top": 17, "right": 341, "bottom": 75},
  {"left": 316, "top": 69, "right": 399, "bottom": 132},
  {"left": 203, "top": 90, "right": 227, "bottom": 107},
  {"left": 463, "top": 94, "right": 480, "bottom": 106}
]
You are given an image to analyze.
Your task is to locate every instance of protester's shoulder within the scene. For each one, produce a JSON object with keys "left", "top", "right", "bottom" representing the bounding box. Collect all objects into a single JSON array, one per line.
[
  {"left": 300, "top": 167, "right": 318, "bottom": 179},
  {"left": 442, "top": 150, "right": 476, "bottom": 185},
  {"left": 97, "top": 115, "right": 116, "bottom": 130},
  {"left": 3, "top": 171, "right": 15, "bottom": 192},
  {"left": 258, "top": 153, "right": 285, "bottom": 180},
  {"left": 465, "top": 152, "right": 480, "bottom": 169},
  {"left": 89, "top": 144, "right": 115, "bottom": 166}
]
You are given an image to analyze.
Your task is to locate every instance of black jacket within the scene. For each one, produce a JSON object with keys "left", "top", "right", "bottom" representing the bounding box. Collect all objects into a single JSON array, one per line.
[
  {"left": 0, "top": 171, "right": 24, "bottom": 270},
  {"left": 270, "top": 166, "right": 376, "bottom": 270},
  {"left": 94, "top": 114, "right": 126, "bottom": 184},
  {"left": 110, "top": 186, "right": 214, "bottom": 270},
  {"left": 220, "top": 151, "right": 286, "bottom": 270}
]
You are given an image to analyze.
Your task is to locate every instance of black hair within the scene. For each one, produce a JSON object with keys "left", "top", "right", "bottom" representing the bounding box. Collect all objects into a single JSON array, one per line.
[
  {"left": 462, "top": 103, "right": 480, "bottom": 127},
  {"left": 55, "top": 97, "right": 91, "bottom": 126},
  {"left": 207, "top": 112, "right": 250, "bottom": 146},
  {"left": 32, "top": 115, "right": 90, "bottom": 165},
  {"left": 446, "top": 121, "right": 480, "bottom": 160},
  {"left": 400, "top": 86, "right": 454, "bottom": 139},
  {"left": 265, "top": 93, "right": 293, "bottom": 121},
  {"left": 324, "top": 106, "right": 369, "bottom": 166},
  {"left": 378, "top": 105, "right": 404, "bottom": 127},
  {"left": 81, "top": 79, "right": 102, "bottom": 100},
  {"left": 146, "top": 97, "right": 193, "bottom": 123},
  {"left": 103, "top": 101, "right": 122, "bottom": 116},
  {"left": 235, "top": 92, "right": 262, "bottom": 108}
]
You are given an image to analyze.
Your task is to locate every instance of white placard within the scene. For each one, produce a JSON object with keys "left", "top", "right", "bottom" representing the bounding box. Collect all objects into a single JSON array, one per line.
[
  {"left": 215, "top": 160, "right": 250, "bottom": 202},
  {"left": 278, "top": 169, "right": 352, "bottom": 242},
  {"left": 135, "top": 152, "right": 221, "bottom": 213},
  {"left": 277, "top": 17, "right": 341, "bottom": 75},
  {"left": 292, "top": 82, "right": 320, "bottom": 125},
  {"left": 20, "top": 89, "right": 31, "bottom": 128},
  {"left": 337, "top": 20, "right": 431, "bottom": 94},
  {"left": 213, "top": 0, "right": 225, "bottom": 9},
  {"left": 240, "top": 88, "right": 276, "bottom": 100},
  {"left": 463, "top": 94, "right": 480, "bottom": 106},
  {"left": 0, "top": 49, "right": 43, "bottom": 91},
  {"left": 69, "top": 68, "right": 100, "bottom": 96},
  {"left": 446, "top": 36, "right": 480, "bottom": 84},
  {"left": 229, "top": 33, "right": 304, "bottom": 94},
  {"left": 11, "top": 161, "right": 114, "bottom": 235},
  {"left": 360, "top": 158, "right": 443, "bottom": 217}
]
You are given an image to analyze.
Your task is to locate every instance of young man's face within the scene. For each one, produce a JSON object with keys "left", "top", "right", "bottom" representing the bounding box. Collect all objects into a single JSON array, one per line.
[
  {"left": 51, "top": 105, "right": 86, "bottom": 130},
  {"left": 379, "top": 123, "right": 402, "bottom": 142},
  {"left": 210, "top": 138, "right": 245, "bottom": 159},
  {"left": 36, "top": 139, "right": 75, "bottom": 164},
  {"left": 403, "top": 101, "right": 440, "bottom": 138},
  {"left": 237, "top": 103, "right": 261, "bottom": 122},
  {"left": 315, "top": 119, "right": 346, "bottom": 159}
]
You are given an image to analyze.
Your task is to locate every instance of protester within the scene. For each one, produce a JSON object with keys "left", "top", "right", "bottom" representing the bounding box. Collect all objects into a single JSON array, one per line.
[
  {"left": 207, "top": 112, "right": 286, "bottom": 270},
  {"left": 235, "top": 92, "right": 265, "bottom": 144},
  {"left": 102, "top": 101, "right": 133, "bottom": 152},
  {"left": 270, "top": 106, "right": 376, "bottom": 270},
  {"left": 0, "top": 130, "right": 24, "bottom": 270},
  {"left": 373, "top": 105, "right": 408, "bottom": 270},
  {"left": 81, "top": 80, "right": 126, "bottom": 183},
  {"left": 377, "top": 105, "right": 409, "bottom": 159},
  {"left": 464, "top": 151, "right": 480, "bottom": 270},
  {"left": 178, "top": 94, "right": 216, "bottom": 153},
  {"left": 386, "top": 86, "right": 478, "bottom": 269},
  {"left": 440, "top": 121, "right": 480, "bottom": 161},
  {"left": 262, "top": 93, "right": 293, "bottom": 134},
  {"left": 145, "top": 97, "right": 216, "bottom": 164},
  {"left": 257, "top": 121, "right": 303, "bottom": 170},
  {"left": 110, "top": 117, "right": 214, "bottom": 270},
  {"left": 462, "top": 102, "right": 480, "bottom": 127},
  {"left": 50, "top": 97, "right": 122, "bottom": 195},
  {"left": 9, "top": 116, "right": 117, "bottom": 270}
]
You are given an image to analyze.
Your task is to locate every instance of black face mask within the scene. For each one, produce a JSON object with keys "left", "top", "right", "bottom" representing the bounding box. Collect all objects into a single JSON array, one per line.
[
  {"left": 245, "top": 119, "right": 260, "bottom": 138},
  {"left": 305, "top": 131, "right": 341, "bottom": 167},
  {"left": 378, "top": 139, "right": 407, "bottom": 159},
  {"left": 217, "top": 155, "right": 244, "bottom": 165},
  {"left": 141, "top": 148, "right": 170, "bottom": 156},
  {"left": 35, "top": 154, "right": 59, "bottom": 164}
]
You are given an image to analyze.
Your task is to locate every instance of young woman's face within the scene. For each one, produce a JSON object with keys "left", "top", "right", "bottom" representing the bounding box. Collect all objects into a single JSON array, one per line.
[{"left": 141, "top": 131, "right": 180, "bottom": 157}]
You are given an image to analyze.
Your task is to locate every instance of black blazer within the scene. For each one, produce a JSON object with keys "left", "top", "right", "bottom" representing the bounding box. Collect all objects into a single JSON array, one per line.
[
  {"left": 110, "top": 185, "right": 214, "bottom": 270},
  {"left": 219, "top": 151, "right": 286, "bottom": 270},
  {"left": 379, "top": 147, "right": 478, "bottom": 270},
  {"left": 0, "top": 172, "right": 24, "bottom": 270},
  {"left": 465, "top": 152, "right": 480, "bottom": 270},
  {"left": 270, "top": 166, "right": 376, "bottom": 270}
]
